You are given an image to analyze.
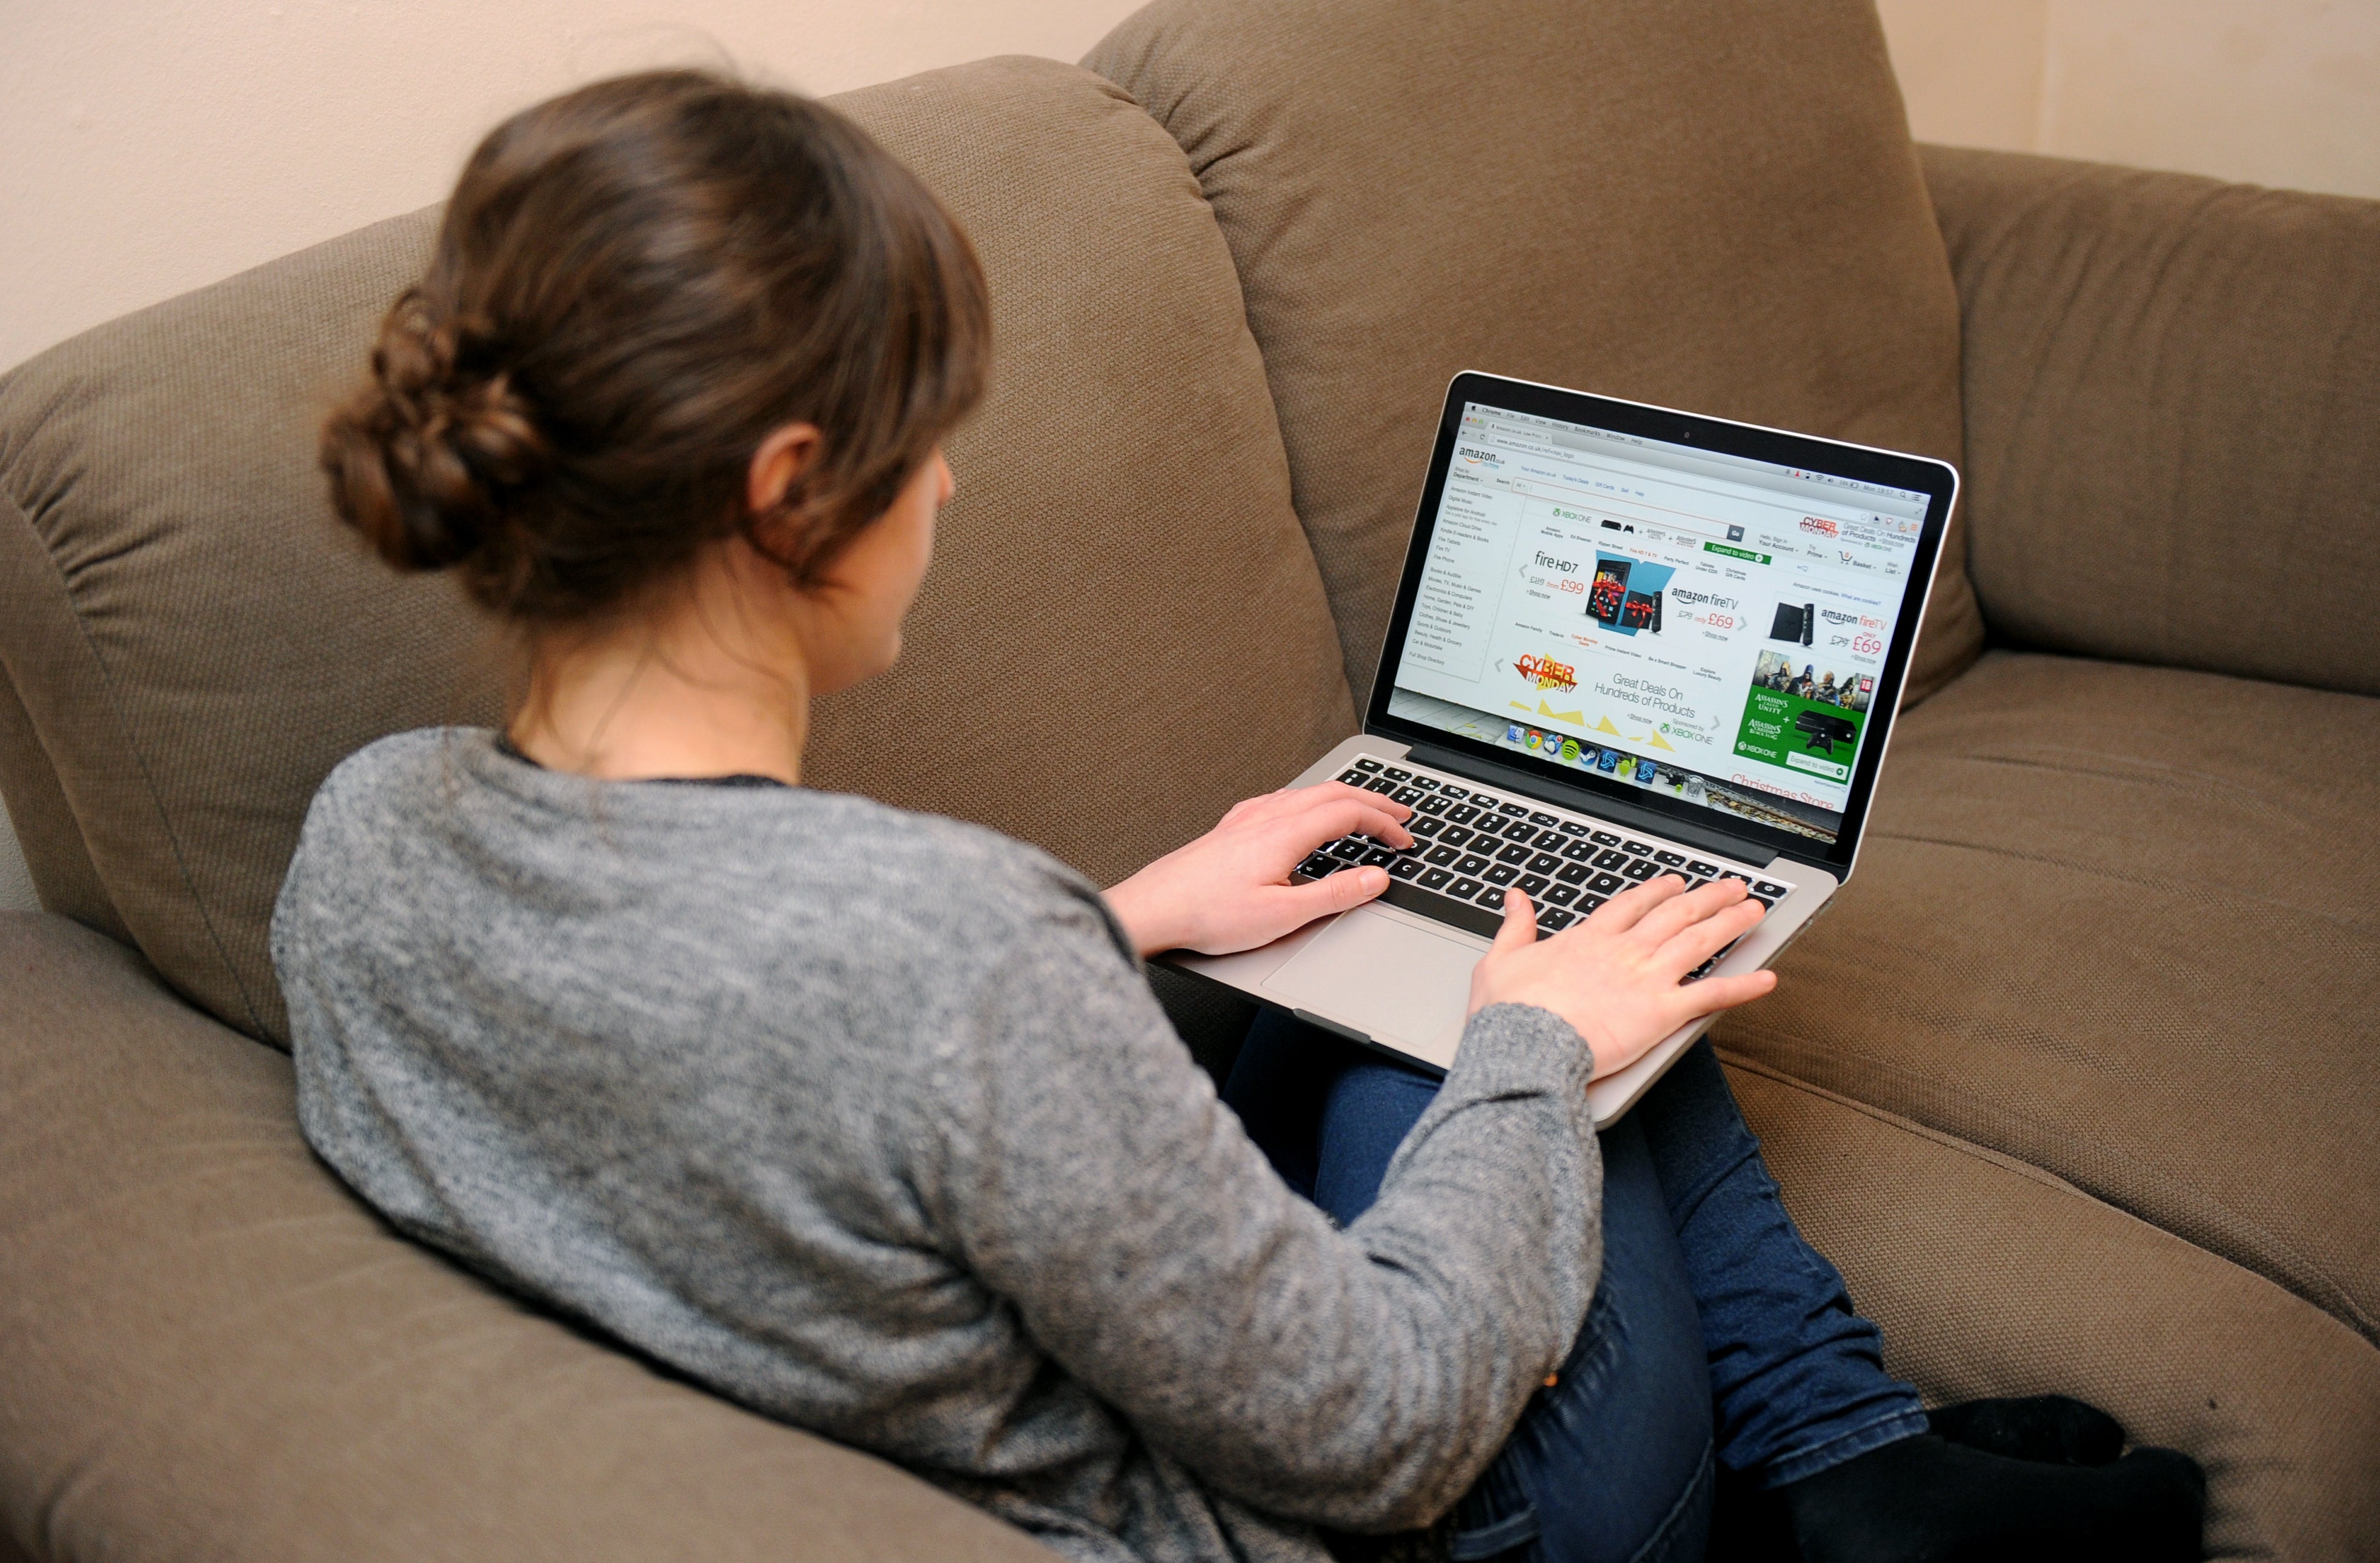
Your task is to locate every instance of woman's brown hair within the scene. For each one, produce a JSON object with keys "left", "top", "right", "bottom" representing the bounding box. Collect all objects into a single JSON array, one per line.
[{"left": 321, "top": 70, "right": 990, "bottom": 627}]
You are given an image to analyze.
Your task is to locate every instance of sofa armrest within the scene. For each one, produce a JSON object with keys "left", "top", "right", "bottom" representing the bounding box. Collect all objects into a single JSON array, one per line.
[
  {"left": 1918, "top": 145, "right": 2380, "bottom": 699},
  {"left": 0, "top": 914, "right": 1057, "bottom": 1563}
]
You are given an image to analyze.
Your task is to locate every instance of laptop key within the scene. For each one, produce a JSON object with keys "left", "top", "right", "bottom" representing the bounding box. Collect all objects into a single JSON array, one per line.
[
  {"left": 1438, "top": 826, "right": 1474, "bottom": 848},
  {"left": 1560, "top": 840, "right": 1596, "bottom": 861},
  {"left": 1392, "top": 786, "right": 1424, "bottom": 805},
  {"left": 1411, "top": 817, "right": 1444, "bottom": 838},
  {"left": 1534, "top": 829, "right": 1567, "bottom": 849},
  {"left": 1337, "top": 768, "right": 1368, "bottom": 785},
  {"left": 1446, "top": 805, "right": 1481, "bottom": 825},
  {"left": 1655, "top": 851, "right": 1687, "bottom": 867},
  {"left": 1484, "top": 864, "right": 1520, "bottom": 886},
  {"left": 1438, "top": 786, "right": 1469, "bottom": 801},
  {"left": 1495, "top": 843, "right": 1533, "bottom": 865},
  {"left": 1420, "top": 868, "right": 1454, "bottom": 890},
  {"left": 1388, "top": 857, "right": 1424, "bottom": 881},
  {"left": 1754, "top": 880, "right": 1789, "bottom": 898},
  {"left": 1577, "top": 894, "right": 1607, "bottom": 914},
  {"left": 1622, "top": 840, "right": 1654, "bottom": 855},
  {"left": 1588, "top": 872, "right": 1626, "bottom": 895},
  {"left": 1477, "top": 886, "right": 1506, "bottom": 910},
  {"left": 1536, "top": 906, "right": 1575, "bottom": 934},
  {"left": 1354, "top": 758, "right": 1383, "bottom": 772},
  {"left": 1417, "top": 795, "right": 1451, "bottom": 815},
  {"left": 1593, "top": 850, "right": 1631, "bottom": 871},
  {"left": 1454, "top": 854, "right": 1491, "bottom": 876},
  {"left": 1558, "top": 821, "right": 1588, "bottom": 836},
  {"left": 1620, "top": 860, "right": 1660, "bottom": 881},
  {"left": 1329, "top": 838, "right": 1368, "bottom": 860},
  {"left": 1382, "top": 766, "right": 1411, "bottom": 781},
  {"left": 1412, "top": 777, "right": 1439, "bottom": 791},
  {"left": 1501, "top": 818, "right": 1538, "bottom": 840},
  {"left": 1448, "top": 877, "right": 1483, "bottom": 899},
  {"left": 1360, "top": 847, "right": 1398, "bottom": 867},
  {"left": 1424, "top": 845, "right": 1461, "bottom": 867},
  {"left": 1529, "top": 811, "right": 1559, "bottom": 826},
  {"left": 1471, "top": 794, "right": 1500, "bottom": 809},
  {"left": 1527, "top": 852, "right": 1561, "bottom": 874},
  {"left": 1517, "top": 874, "right": 1551, "bottom": 895},
  {"left": 1687, "top": 860, "right": 1719, "bottom": 876},
  {"left": 1591, "top": 830, "right": 1621, "bottom": 846},
  {"left": 1296, "top": 854, "right": 1337, "bottom": 878},
  {"left": 1555, "top": 863, "right": 1589, "bottom": 884},
  {"left": 1544, "top": 884, "right": 1580, "bottom": 906},
  {"left": 1366, "top": 777, "right": 1399, "bottom": 795},
  {"left": 1498, "top": 801, "right": 1529, "bottom": 817}
]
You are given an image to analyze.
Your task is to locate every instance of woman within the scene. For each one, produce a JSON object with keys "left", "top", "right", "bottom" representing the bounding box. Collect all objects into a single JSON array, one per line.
[{"left": 274, "top": 70, "right": 2204, "bottom": 1563}]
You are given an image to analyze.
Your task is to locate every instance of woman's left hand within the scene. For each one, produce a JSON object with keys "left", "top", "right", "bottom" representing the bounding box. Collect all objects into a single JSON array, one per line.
[{"left": 1105, "top": 782, "right": 1415, "bottom": 958}]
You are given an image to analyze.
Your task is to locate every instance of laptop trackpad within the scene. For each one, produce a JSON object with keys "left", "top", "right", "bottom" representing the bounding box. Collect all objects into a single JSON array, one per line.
[{"left": 1260, "top": 908, "right": 1482, "bottom": 1070}]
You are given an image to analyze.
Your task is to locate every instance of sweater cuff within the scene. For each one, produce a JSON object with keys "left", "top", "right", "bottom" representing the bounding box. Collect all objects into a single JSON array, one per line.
[{"left": 1446, "top": 1002, "right": 1597, "bottom": 1106}]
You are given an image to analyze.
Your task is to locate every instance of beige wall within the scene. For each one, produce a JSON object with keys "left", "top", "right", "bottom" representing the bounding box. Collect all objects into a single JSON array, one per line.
[
  {"left": 6, "top": 1, "right": 2378, "bottom": 375},
  {"left": 0, "top": 0, "right": 1149, "bottom": 376},
  {"left": 1878, "top": 0, "right": 2380, "bottom": 197}
]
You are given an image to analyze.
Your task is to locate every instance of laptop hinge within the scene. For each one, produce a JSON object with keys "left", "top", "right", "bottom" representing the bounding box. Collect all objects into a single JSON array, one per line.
[{"left": 1401, "top": 740, "right": 1780, "bottom": 868}]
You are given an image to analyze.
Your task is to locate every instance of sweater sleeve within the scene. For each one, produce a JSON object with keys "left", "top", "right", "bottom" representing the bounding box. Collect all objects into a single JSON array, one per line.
[{"left": 914, "top": 883, "right": 1603, "bottom": 1532}]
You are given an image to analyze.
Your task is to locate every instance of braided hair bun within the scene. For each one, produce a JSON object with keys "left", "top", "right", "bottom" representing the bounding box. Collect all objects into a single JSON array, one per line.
[
  {"left": 322, "top": 289, "right": 550, "bottom": 577},
  {"left": 317, "top": 70, "right": 988, "bottom": 628}
]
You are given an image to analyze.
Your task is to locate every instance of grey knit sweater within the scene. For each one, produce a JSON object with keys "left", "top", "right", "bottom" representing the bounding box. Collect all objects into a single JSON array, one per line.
[{"left": 271, "top": 729, "right": 1604, "bottom": 1563}]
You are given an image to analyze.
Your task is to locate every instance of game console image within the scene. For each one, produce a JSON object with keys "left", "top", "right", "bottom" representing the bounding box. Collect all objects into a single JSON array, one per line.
[
  {"left": 1769, "top": 602, "right": 1816, "bottom": 645},
  {"left": 1794, "top": 709, "right": 1856, "bottom": 754}
]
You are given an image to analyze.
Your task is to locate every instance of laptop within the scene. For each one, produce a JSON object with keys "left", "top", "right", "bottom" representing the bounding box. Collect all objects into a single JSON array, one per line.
[{"left": 1168, "top": 371, "right": 1958, "bottom": 1123}]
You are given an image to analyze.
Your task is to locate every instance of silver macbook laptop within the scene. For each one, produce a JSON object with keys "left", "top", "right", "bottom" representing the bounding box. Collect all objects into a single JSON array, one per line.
[{"left": 1169, "top": 372, "right": 1958, "bottom": 1123}]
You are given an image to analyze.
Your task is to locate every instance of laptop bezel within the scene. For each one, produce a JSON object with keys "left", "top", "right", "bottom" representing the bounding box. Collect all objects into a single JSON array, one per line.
[{"left": 1361, "top": 371, "right": 1958, "bottom": 879}]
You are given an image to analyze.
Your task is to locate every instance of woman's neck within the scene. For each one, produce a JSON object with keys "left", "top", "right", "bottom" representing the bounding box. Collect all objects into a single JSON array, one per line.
[{"left": 508, "top": 571, "right": 811, "bottom": 786}]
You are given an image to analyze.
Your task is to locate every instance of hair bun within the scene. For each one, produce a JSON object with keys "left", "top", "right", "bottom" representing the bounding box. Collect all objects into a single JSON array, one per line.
[{"left": 321, "top": 288, "right": 550, "bottom": 574}]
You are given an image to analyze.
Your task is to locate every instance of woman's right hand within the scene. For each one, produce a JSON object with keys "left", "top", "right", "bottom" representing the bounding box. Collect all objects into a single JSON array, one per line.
[{"left": 1468, "top": 876, "right": 1778, "bottom": 1081}]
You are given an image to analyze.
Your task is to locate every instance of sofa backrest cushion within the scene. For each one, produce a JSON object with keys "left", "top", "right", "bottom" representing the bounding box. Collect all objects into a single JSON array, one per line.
[
  {"left": 0, "top": 56, "right": 1352, "bottom": 1045},
  {"left": 1086, "top": 0, "right": 1984, "bottom": 708},
  {"left": 1920, "top": 146, "right": 2380, "bottom": 700}
]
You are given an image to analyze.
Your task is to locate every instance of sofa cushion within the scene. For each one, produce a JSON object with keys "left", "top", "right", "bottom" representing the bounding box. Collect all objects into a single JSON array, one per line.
[
  {"left": 0, "top": 56, "right": 1352, "bottom": 1045},
  {"left": 1086, "top": 0, "right": 1983, "bottom": 708},
  {"left": 1715, "top": 652, "right": 2380, "bottom": 1347},
  {"left": 1724, "top": 1057, "right": 2380, "bottom": 1563},
  {"left": 1920, "top": 147, "right": 2380, "bottom": 700},
  {"left": 0, "top": 913, "right": 1060, "bottom": 1563}
]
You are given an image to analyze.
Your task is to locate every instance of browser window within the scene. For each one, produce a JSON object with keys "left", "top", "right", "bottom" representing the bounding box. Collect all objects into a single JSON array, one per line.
[{"left": 1384, "top": 402, "right": 1930, "bottom": 844}]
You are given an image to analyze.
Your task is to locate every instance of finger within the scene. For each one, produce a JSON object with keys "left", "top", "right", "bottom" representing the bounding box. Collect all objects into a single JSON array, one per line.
[
  {"left": 1281, "top": 863, "right": 1390, "bottom": 921},
  {"left": 1632, "top": 875, "right": 1751, "bottom": 944},
  {"left": 1669, "top": 966, "right": 1777, "bottom": 1021},
  {"left": 1587, "top": 872, "right": 1686, "bottom": 932},
  {"left": 1654, "top": 894, "right": 1766, "bottom": 974},
  {"left": 1490, "top": 886, "right": 1539, "bottom": 954},
  {"left": 1281, "top": 798, "right": 1415, "bottom": 852},
  {"left": 1300, "top": 783, "right": 1413, "bottom": 834}
]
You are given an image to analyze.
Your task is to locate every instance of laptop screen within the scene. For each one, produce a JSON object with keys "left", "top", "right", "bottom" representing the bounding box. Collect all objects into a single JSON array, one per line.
[{"left": 1379, "top": 397, "right": 1936, "bottom": 850}]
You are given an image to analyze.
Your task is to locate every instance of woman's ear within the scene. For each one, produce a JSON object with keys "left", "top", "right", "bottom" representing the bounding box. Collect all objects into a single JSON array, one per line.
[{"left": 746, "top": 423, "right": 823, "bottom": 517}]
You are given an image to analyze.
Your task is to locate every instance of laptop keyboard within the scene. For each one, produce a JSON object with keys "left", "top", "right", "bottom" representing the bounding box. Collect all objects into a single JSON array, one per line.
[{"left": 1293, "top": 755, "right": 1795, "bottom": 974}]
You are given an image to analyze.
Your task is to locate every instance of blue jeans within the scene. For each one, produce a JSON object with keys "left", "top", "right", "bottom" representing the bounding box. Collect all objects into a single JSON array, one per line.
[{"left": 1223, "top": 1015, "right": 1927, "bottom": 1563}]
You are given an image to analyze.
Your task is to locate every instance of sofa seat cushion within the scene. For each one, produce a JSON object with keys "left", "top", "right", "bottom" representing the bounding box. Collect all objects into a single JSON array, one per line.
[
  {"left": 1715, "top": 652, "right": 2380, "bottom": 1345},
  {"left": 1724, "top": 1057, "right": 2380, "bottom": 1563},
  {"left": 0, "top": 57, "right": 1352, "bottom": 1046},
  {"left": 0, "top": 912, "right": 1061, "bottom": 1563},
  {"left": 1086, "top": 0, "right": 1983, "bottom": 706}
]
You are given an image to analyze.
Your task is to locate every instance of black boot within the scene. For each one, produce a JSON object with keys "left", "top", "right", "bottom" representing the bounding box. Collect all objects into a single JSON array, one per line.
[{"left": 1776, "top": 1432, "right": 2204, "bottom": 1562}]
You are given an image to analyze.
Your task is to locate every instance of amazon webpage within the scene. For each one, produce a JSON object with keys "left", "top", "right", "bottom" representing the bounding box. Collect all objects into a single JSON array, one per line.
[{"left": 1385, "top": 403, "right": 1930, "bottom": 844}]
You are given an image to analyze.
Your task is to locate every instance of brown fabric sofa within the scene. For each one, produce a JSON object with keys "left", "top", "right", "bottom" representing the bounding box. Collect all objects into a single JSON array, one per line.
[{"left": 3, "top": 2, "right": 2375, "bottom": 1558}]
